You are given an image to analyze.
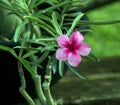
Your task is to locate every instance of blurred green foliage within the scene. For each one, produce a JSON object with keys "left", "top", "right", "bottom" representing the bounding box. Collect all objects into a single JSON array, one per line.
[{"left": 85, "top": 1, "right": 120, "bottom": 58}]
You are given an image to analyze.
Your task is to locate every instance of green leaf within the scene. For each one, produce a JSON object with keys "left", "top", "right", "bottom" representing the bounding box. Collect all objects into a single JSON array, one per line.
[
  {"left": 20, "top": 39, "right": 48, "bottom": 47},
  {"left": 14, "top": 20, "right": 28, "bottom": 42},
  {"left": 61, "top": 2, "right": 72, "bottom": 14},
  {"left": 22, "top": 50, "right": 39, "bottom": 59},
  {"left": 84, "top": 53, "right": 100, "bottom": 62},
  {"left": 37, "top": 1, "right": 69, "bottom": 14},
  {"left": 52, "top": 12, "right": 62, "bottom": 35},
  {"left": 67, "top": 12, "right": 84, "bottom": 36},
  {"left": 19, "top": 58, "right": 36, "bottom": 76},
  {"left": 41, "top": 45, "right": 56, "bottom": 52},
  {"left": 38, "top": 51, "right": 49, "bottom": 64},
  {"left": 0, "top": 1, "right": 17, "bottom": 12},
  {"left": 28, "top": 0, "right": 37, "bottom": 9},
  {"left": 14, "top": 46, "right": 43, "bottom": 51},
  {"left": 65, "top": 61, "right": 85, "bottom": 80},
  {"left": 29, "top": 0, "right": 46, "bottom": 10},
  {"left": 52, "top": 56, "right": 57, "bottom": 74},
  {"left": 58, "top": 61, "right": 64, "bottom": 77},
  {"left": 37, "top": 14, "right": 52, "bottom": 23},
  {"left": 24, "top": 16, "right": 58, "bottom": 37},
  {"left": 38, "top": 1, "right": 80, "bottom": 14},
  {"left": 38, "top": 24, "right": 57, "bottom": 37},
  {"left": 36, "top": 38, "right": 56, "bottom": 42},
  {"left": 0, "top": 44, "right": 18, "bottom": 58}
]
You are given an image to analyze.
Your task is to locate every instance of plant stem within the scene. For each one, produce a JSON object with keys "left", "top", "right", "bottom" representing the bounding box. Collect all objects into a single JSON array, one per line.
[
  {"left": 19, "top": 87, "right": 35, "bottom": 105},
  {"left": 43, "top": 57, "right": 56, "bottom": 105},
  {"left": 30, "top": 54, "right": 47, "bottom": 105},
  {"left": 18, "top": 62, "right": 35, "bottom": 105},
  {"left": 33, "top": 75, "right": 47, "bottom": 105}
]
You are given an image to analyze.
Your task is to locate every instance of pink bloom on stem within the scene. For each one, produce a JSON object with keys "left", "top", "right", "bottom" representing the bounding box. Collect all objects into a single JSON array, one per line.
[{"left": 55, "top": 30, "right": 91, "bottom": 67}]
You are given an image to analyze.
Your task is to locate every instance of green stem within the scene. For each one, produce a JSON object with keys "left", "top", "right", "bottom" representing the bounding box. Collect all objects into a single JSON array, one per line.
[
  {"left": 43, "top": 82, "right": 56, "bottom": 105},
  {"left": 18, "top": 62, "right": 35, "bottom": 105},
  {"left": 19, "top": 87, "right": 35, "bottom": 105},
  {"left": 33, "top": 75, "right": 47, "bottom": 105},
  {"left": 30, "top": 55, "right": 47, "bottom": 105},
  {"left": 43, "top": 57, "right": 56, "bottom": 105}
]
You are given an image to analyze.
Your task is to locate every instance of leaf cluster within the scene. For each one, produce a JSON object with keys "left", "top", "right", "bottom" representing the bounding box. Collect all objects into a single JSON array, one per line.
[{"left": 0, "top": 0, "right": 97, "bottom": 79}]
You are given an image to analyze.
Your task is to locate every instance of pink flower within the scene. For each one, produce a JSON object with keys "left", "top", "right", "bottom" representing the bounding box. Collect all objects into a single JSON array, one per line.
[{"left": 55, "top": 30, "right": 91, "bottom": 67}]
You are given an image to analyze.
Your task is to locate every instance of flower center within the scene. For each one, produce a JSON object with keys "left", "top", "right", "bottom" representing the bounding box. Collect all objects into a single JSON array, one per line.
[{"left": 69, "top": 43, "right": 75, "bottom": 51}]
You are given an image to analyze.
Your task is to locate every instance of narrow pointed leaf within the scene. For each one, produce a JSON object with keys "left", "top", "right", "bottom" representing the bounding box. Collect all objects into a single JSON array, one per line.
[
  {"left": 52, "top": 56, "right": 57, "bottom": 74},
  {"left": 24, "top": 16, "right": 57, "bottom": 37},
  {"left": 67, "top": 12, "right": 84, "bottom": 36},
  {"left": 38, "top": 51, "right": 49, "bottom": 64},
  {"left": 0, "top": 1, "right": 16, "bottom": 12},
  {"left": 38, "top": 1, "right": 80, "bottom": 14},
  {"left": 84, "top": 53, "right": 100, "bottom": 62},
  {"left": 14, "top": 20, "right": 28, "bottom": 42},
  {"left": 58, "top": 61, "right": 64, "bottom": 77},
  {"left": 0, "top": 44, "right": 18, "bottom": 58},
  {"left": 22, "top": 50, "right": 39, "bottom": 59},
  {"left": 52, "top": 12, "right": 62, "bottom": 35},
  {"left": 65, "top": 61, "right": 85, "bottom": 80},
  {"left": 29, "top": 0, "right": 46, "bottom": 10},
  {"left": 20, "top": 58, "right": 36, "bottom": 76}
]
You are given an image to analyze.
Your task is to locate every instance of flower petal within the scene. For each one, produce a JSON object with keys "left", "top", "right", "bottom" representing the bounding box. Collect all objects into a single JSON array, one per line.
[
  {"left": 56, "top": 48, "right": 69, "bottom": 60},
  {"left": 57, "top": 35, "right": 70, "bottom": 48},
  {"left": 70, "top": 30, "right": 84, "bottom": 45},
  {"left": 68, "top": 52, "right": 81, "bottom": 67},
  {"left": 79, "top": 42, "right": 91, "bottom": 56}
]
